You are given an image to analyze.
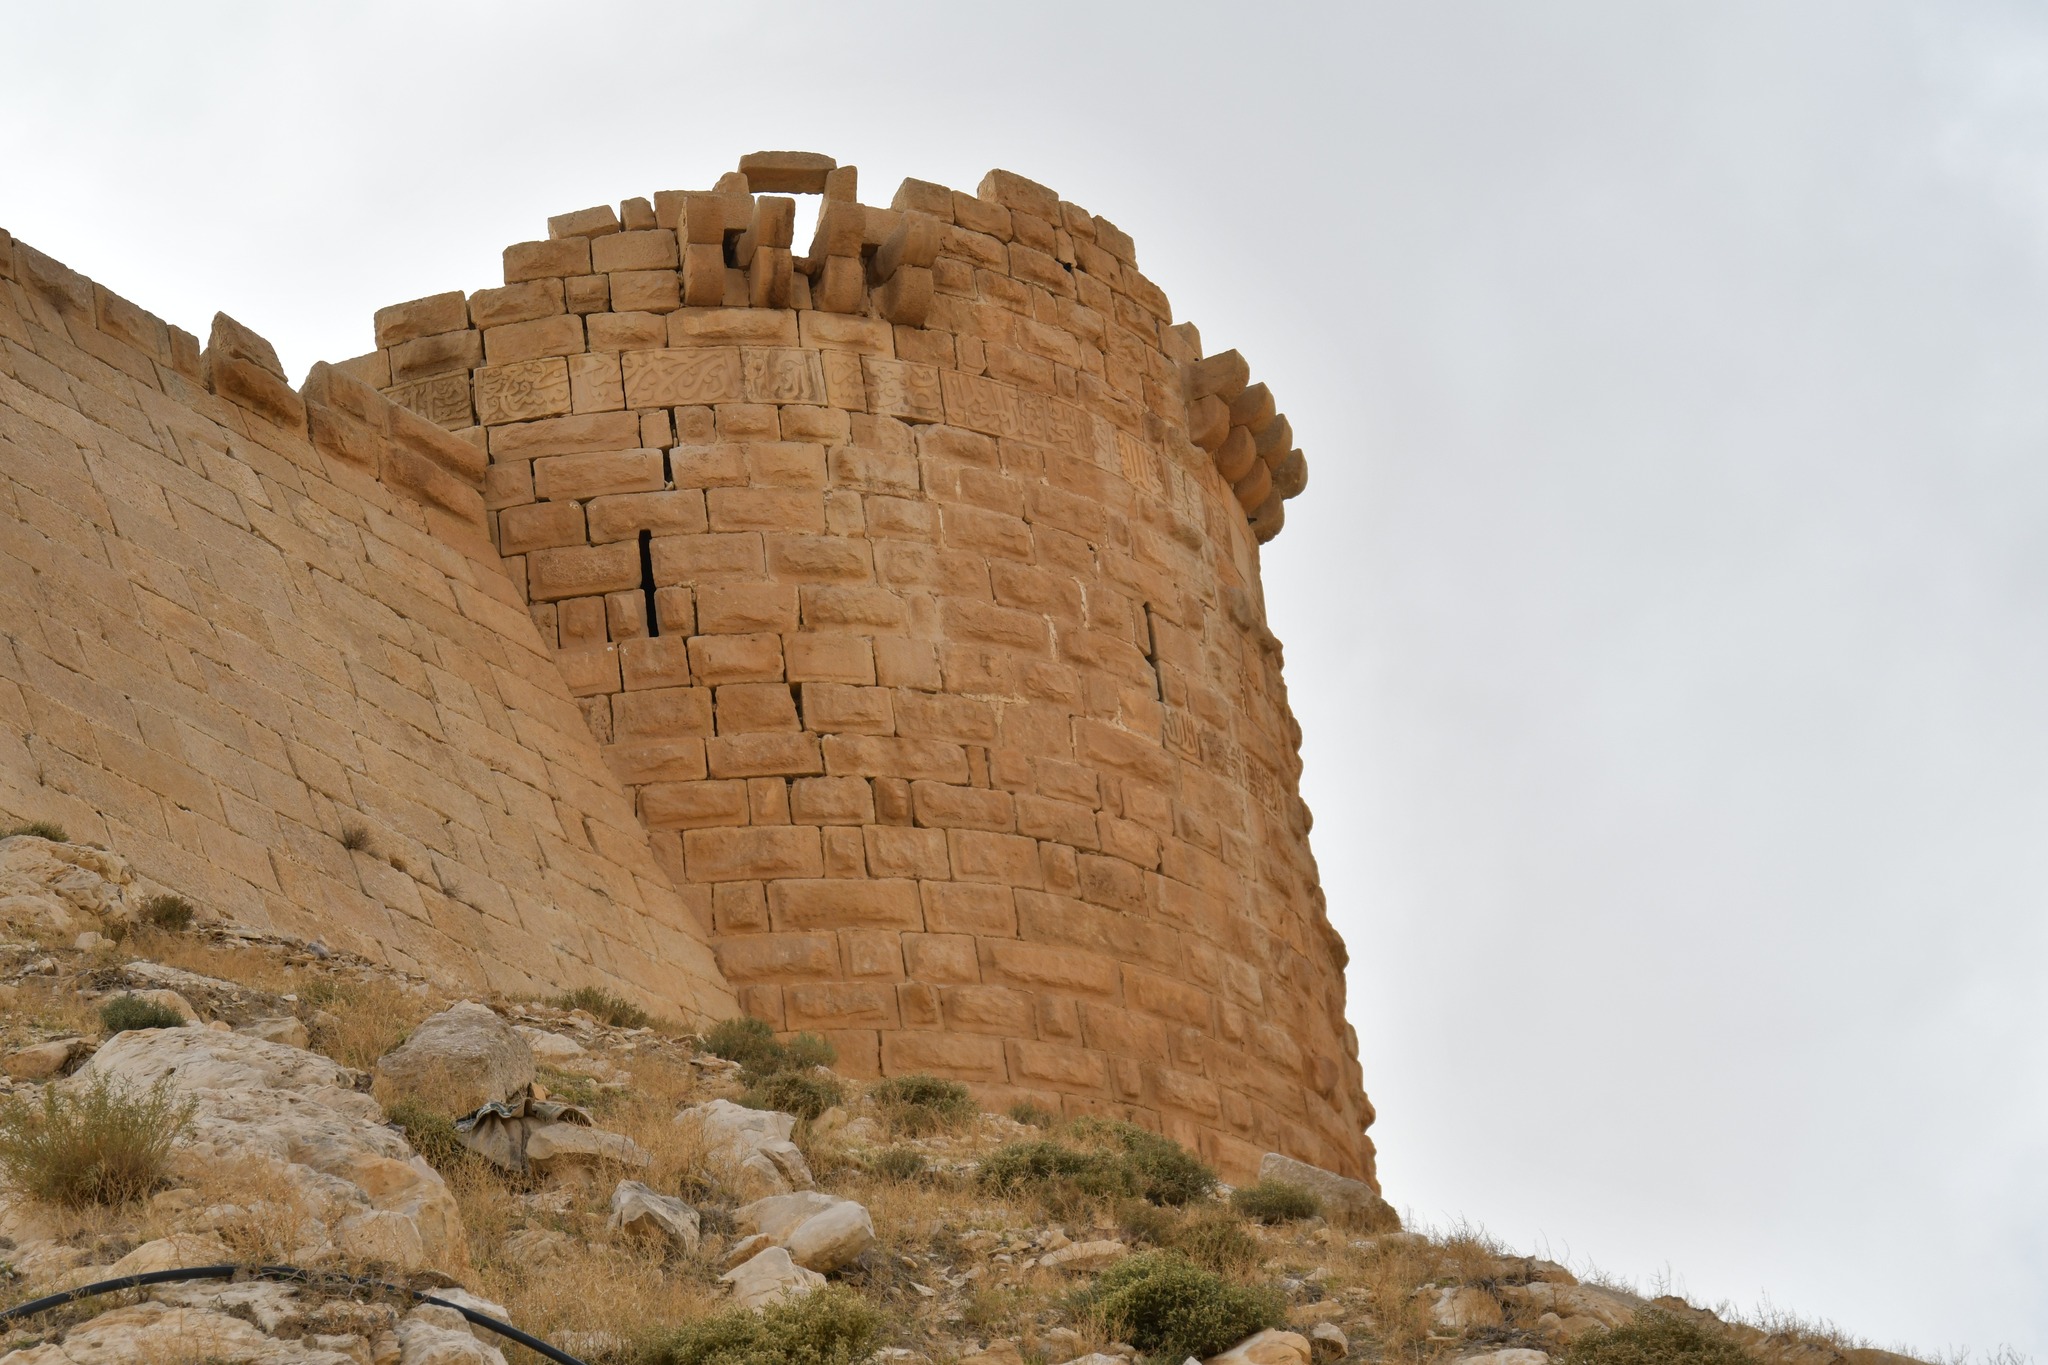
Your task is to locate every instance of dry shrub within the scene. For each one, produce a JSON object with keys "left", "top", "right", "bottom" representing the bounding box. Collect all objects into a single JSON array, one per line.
[
  {"left": 302, "top": 977, "right": 436, "bottom": 1069},
  {"left": 173, "top": 1153, "right": 323, "bottom": 1263},
  {"left": 552, "top": 985, "right": 653, "bottom": 1030},
  {"left": 869, "top": 1073, "right": 976, "bottom": 1137},
  {"left": 1231, "top": 1178, "right": 1321, "bottom": 1223},
  {"left": 1079, "top": 1251, "right": 1285, "bottom": 1364},
  {"left": 0, "top": 1073, "right": 193, "bottom": 1207},
  {"left": 637, "top": 1284, "right": 884, "bottom": 1365},
  {"left": 140, "top": 894, "right": 196, "bottom": 931},
  {"left": 1563, "top": 1312, "right": 1758, "bottom": 1365},
  {"left": 3, "top": 821, "right": 68, "bottom": 841}
]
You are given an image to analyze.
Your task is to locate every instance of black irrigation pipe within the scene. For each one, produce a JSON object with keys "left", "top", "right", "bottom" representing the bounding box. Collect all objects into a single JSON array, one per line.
[{"left": 0, "top": 1263, "right": 591, "bottom": 1365}]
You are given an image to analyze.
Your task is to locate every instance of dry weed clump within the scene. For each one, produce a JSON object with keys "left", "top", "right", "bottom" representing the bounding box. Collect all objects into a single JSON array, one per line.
[
  {"left": 550, "top": 985, "right": 654, "bottom": 1030},
  {"left": 637, "top": 1284, "right": 884, "bottom": 1365},
  {"left": 0, "top": 1074, "right": 193, "bottom": 1207},
  {"left": 1079, "top": 1251, "right": 1285, "bottom": 1364},
  {"left": 3, "top": 979, "right": 101, "bottom": 1046},
  {"left": 2, "top": 821, "right": 68, "bottom": 841},
  {"left": 1561, "top": 1311, "right": 1757, "bottom": 1365},
  {"left": 868, "top": 1073, "right": 976, "bottom": 1137},
  {"left": 301, "top": 977, "right": 436, "bottom": 1069}
]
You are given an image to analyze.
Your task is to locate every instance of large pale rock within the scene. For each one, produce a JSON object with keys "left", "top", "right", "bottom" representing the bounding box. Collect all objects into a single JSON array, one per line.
[
  {"left": 677, "top": 1098, "right": 814, "bottom": 1197},
  {"left": 1257, "top": 1153, "right": 1399, "bottom": 1231},
  {"left": 0, "top": 835, "right": 131, "bottom": 921},
  {"left": 105, "top": 1232, "right": 233, "bottom": 1275},
  {"left": 609, "top": 1179, "right": 701, "bottom": 1248},
  {"left": 1431, "top": 1287, "right": 1505, "bottom": 1331},
  {"left": 376, "top": 1002, "right": 533, "bottom": 1114},
  {"left": 1039, "top": 1239, "right": 1126, "bottom": 1272},
  {"left": 0, "top": 1302, "right": 357, "bottom": 1365},
  {"left": 1457, "top": 1353, "right": 1549, "bottom": 1365},
  {"left": 1512, "top": 1283, "right": 1642, "bottom": 1331},
  {"left": 720, "top": 1244, "right": 825, "bottom": 1309},
  {"left": 1207, "top": 1330, "right": 1313, "bottom": 1365},
  {"left": 399, "top": 1305, "right": 509, "bottom": 1365},
  {"left": 524, "top": 1121, "right": 650, "bottom": 1174},
  {"left": 732, "top": 1189, "right": 873, "bottom": 1272},
  {"left": 1309, "top": 1323, "right": 1348, "bottom": 1362},
  {"left": 241, "top": 1016, "right": 312, "bottom": 1048},
  {"left": 79, "top": 1027, "right": 463, "bottom": 1272},
  {"left": 733, "top": 1190, "right": 841, "bottom": 1240},
  {"left": 3, "top": 1037, "right": 87, "bottom": 1079}
]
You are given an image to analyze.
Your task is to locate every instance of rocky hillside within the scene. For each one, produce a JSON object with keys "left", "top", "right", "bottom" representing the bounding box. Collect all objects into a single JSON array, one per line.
[{"left": 0, "top": 827, "right": 1925, "bottom": 1365}]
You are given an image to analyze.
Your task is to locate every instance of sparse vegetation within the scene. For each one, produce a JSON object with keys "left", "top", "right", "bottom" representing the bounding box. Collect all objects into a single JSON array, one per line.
[
  {"left": 1008, "top": 1100, "right": 1056, "bottom": 1127},
  {"left": 552, "top": 985, "right": 653, "bottom": 1029},
  {"left": 636, "top": 1284, "right": 884, "bottom": 1365},
  {"left": 384, "top": 1096, "right": 473, "bottom": 1174},
  {"left": 299, "top": 976, "right": 434, "bottom": 1069},
  {"left": 1074, "top": 1117, "right": 1217, "bottom": 1206},
  {"left": 867, "top": 1146, "right": 927, "bottom": 1182},
  {"left": 338, "top": 822, "right": 374, "bottom": 853},
  {"left": 741, "top": 1068, "right": 844, "bottom": 1120},
  {"left": 140, "top": 894, "right": 196, "bottom": 931},
  {"left": 701, "top": 1016, "right": 837, "bottom": 1082},
  {"left": 1080, "top": 1250, "right": 1285, "bottom": 1364},
  {"left": 0, "top": 1073, "right": 193, "bottom": 1206},
  {"left": 869, "top": 1072, "right": 976, "bottom": 1136},
  {"left": 98, "top": 994, "right": 186, "bottom": 1034},
  {"left": 1230, "top": 1177, "right": 1321, "bottom": 1223},
  {"left": 1170, "top": 1209, "right": 1262, "bottom": 1274},
  {"left": 2, "top": 821, "right": 67, "bottom": 842},
  {"left": 1561, "top": 1311, "right": 1758, "bottom": 1365}
]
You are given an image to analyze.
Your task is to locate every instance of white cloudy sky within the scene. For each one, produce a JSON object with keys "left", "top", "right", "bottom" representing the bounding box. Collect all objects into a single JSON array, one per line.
[{"left": 6, "top": 2, "right": 2045, "bottom": 1356}]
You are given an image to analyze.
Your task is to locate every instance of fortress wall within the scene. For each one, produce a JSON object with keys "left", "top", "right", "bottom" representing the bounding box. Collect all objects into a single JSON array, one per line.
[
  {"left": 0, "top": 229, "right": 735, "bottom": 1022},
  {"left": 357, "top": 155, "right": 1371, "bottom": 1185}
]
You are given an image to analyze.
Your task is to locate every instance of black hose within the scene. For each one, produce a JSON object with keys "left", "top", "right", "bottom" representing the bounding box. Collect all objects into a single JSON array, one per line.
[{"left": 0, "top": 1263, "right": 592, "bottom": 1365}]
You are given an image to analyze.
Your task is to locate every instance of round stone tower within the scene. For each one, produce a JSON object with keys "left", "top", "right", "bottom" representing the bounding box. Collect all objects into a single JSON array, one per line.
[{"left": 351, "top": 151, "right": 1368, "bottom": 1186}]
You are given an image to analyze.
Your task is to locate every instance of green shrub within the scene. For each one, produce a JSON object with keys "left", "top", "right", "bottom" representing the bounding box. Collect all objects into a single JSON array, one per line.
[
  {"left": 703, "top": 1017, "right": 783, "bottom": 1071},
  {"left": 1561, "top": 1312, "right": 1756, "bottom": 1365},
  {"left": 869, "top": 1072, "right": 976, "bottom": 1136},
  {"left": 702, "top": 1018, "right": 838, "bottom": 1082},
  {"left": 385, "top": 1097, "right": 471, "bottom": 1174},
  {"left": 742, "top": 1069, "right": 844, "bottom": 1120},
  {"left": 1171, "top": 1211, "right": 1261, "bottom": 1275},
  {"left": 3, "top": 822, "right": 67, "bottom": 842},
  {"left": 0, "top": 1073, "right": 193, "bottom": 1206},
  {"left": 1074, "top": 1117, "right": 1217, "bottom": 1206},
  {"left": 1230, "top": 1178, "right": 1322, "bottom": 1223},
  {"left": 867, "top": 1147, "right": 927, "bottom": 1182},
  {"left": 780, "top": 1032, "right": 836, "bottom": 1072},
  {"left": 1008, "top": 1100, "right": 1056, "bottom": 1127},
  {"left": 99, "top": 995, "right": 186, "bottom": 1034},
  {"left": 140, "top": 895, "right": 196, "bottom": 931},
  {"left": 637, "top": 1284, "right": 883, "bottom": 1365},
  {"left": 551, "top": 985, "right": 652, "bottom": 1030},
  {"left": 1081, "top": 1251, "right": 1284, "bottom": 1363},
  {"left": 977, "top": 1139, "right": 1134, "bottom": 1202},
  {"left": 1119, "top": 1198, "right": 1178, "bottom": 1247}
]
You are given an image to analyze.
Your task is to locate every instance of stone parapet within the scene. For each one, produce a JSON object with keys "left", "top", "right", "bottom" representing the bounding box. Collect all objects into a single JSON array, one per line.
[{"left": 357, "top": 153, "right": 1370, "bottom": 1186}]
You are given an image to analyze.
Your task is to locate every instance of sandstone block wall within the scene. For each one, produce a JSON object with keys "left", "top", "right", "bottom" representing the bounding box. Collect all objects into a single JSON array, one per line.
[
  {"left": 0, "top": 229, "right": 734, "bottom": 1022},
  {"left": 354, "top": 153, "right": 1370, "bottom": 1185}
]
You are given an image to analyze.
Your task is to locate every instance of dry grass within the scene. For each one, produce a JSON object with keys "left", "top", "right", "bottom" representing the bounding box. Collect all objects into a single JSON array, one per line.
[
  {"left": 0, "top": 1073, "right": 193, "bottom": 1207},
  {"left": 118, "top": 927, "right": 308, "bottom": 995},
  {"left": 301, "top": 976, "right": 438, "bottom": 1070},
  {"left": 1, "top": 978, "right": 101, "bottom": 1046}
]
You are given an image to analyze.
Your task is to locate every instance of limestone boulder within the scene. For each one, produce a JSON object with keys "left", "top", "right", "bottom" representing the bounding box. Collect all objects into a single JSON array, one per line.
[
  {"left": 105, "top": 1232, "right": 233, "bottom": 1276},
  {"left": 376, "top": 1002, "right": 533, "bottom": 1115},
  {"left": 677, "top": 1098, "right": 814, "bottom": 1197},
  {"left": 240, "top": 1016, "right": 312, "bottom": 1048},
  {"left": 720, "top": 1244, "right": 826, "bottom": 1309},
  {"left": 1431, "top": 1287, "right": 1505, "bottom": 1331},
  {"left": 1309, "top": 1323, "right": 1348, "bottom": 1361},
  {"left": 1457, "top": 1353, "right": 1550, "bottom": 1365},
  {"left": 1257, "top": 1154, "right": 1399, "bottom": 1231},
  {"left": 0, "top": 834, "right": 131, "bottom": 922},
  {"left": 733, "top": 1190, "right": 873, "bottom": 1272},
  {"left": 399, "top": 1305, "right": 509, "bottom": 1365},
  {"left": 0, "top": 1302, "right": 358, "bottom": 1365},
  {"left": 78, "top": 1026, "right": 463, "bottom": 1271},
  {"left": 524, "top": 1121, "right": 650, "bottom": 1177},
  {"left": 1208, "top": 1330, "right": 1314, "bottom": 1365},
  {"left": 4, "top": 1036, "right": 88, "bottom": 1079},
  {"left": 1039, "top": 1239, "right": 1127, "bottom": 1272},
  {"left": 609, "top": 1179, "right": 701, "bottom": 1249},
  {"left": 1513, "top": 1282, "right": 1643, "bottom": 1332}
]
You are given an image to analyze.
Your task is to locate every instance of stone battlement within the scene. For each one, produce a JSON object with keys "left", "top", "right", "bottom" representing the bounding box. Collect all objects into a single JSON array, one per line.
[
  {"left": 0, "top": 149, "right": 1371, "bottom": 1191},
  {"left": 351, "top": 152, "right": 1366, "bottom": 1187}
]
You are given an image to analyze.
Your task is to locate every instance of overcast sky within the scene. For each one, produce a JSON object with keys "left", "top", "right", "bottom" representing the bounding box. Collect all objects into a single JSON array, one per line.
[{"left": 6, "top": 2, "right": 2044, "bottom": 1356}]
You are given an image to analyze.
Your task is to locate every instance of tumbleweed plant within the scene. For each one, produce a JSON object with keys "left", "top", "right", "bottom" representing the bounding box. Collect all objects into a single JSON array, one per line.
[{"left": 0, "top": 1073, "right": 193, "bottom": 1206}]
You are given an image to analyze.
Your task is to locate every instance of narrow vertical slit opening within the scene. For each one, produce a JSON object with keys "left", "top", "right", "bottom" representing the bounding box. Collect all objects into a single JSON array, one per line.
[
  {"left": 1142, "top": 603, "right": 1164, "bottom": 700},
  {"left": 638, "top": 530, "right": 659, "bottom": 637}
]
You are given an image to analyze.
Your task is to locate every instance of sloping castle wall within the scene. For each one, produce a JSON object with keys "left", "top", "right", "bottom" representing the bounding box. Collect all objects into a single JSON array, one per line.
[
  {"left": 0, "top": 230, "right": 733, "bottom": 1021},
  {"left": 350, "top": 152, "right": 1371, "bottom": 1185}
]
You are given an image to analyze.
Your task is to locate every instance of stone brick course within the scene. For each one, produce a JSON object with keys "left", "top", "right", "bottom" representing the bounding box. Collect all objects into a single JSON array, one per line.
[
  {"left": 0, "top": 235, "right": 733, "bottom": 1022},
  {"left": 352, "top": 151, "right": 1364, "bottom": 1186}
]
